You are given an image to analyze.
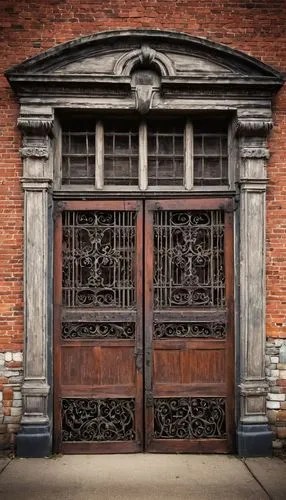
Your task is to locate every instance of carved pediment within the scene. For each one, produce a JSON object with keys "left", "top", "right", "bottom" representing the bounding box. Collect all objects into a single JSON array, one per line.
[{"left": 6, "top": 29, "right": 283, "bottom": 100}]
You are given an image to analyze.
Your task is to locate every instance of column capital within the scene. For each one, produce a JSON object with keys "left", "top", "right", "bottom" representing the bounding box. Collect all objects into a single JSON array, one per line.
[
  {"left": 235, "top": 118, "right": 272, "bottom": 137},
  {"left": 17, "top": 106, "right": 54, "bottom": 137}
]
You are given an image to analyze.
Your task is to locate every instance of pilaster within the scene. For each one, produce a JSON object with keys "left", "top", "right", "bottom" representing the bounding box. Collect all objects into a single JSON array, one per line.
[
  {"left": 16, "top": 106, "right": 54, "bottom": 457},
  {"left": 236, "top": 117, "right": 273, "bottom": 456}
]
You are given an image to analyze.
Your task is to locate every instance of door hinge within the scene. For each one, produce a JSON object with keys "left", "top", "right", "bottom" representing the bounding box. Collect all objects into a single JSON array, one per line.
[{"left": 145, "top": 391, "right": 154, "bottom": 408}]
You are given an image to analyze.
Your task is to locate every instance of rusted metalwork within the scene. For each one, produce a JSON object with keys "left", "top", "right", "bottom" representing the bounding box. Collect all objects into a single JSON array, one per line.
[
  {"left": 153, "top": 210, "right": 225, "bottom": 308},
  {"left": 62, "top": 210, "right": 136, "bottom": 308},
  {"left": 62, "top": 398, "right": 136, "bottom": 442},
  {"left": 61, "top": 322, "right": 135, "bottom": 339},
  {"left": 154, "top": 397, "right": 226, "bottom": 439},
  {"left": 153, "top": 322, "right": 226, "bottom": 339}
]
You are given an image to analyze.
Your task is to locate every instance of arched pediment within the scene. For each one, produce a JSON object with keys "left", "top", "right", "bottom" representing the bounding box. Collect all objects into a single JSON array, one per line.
[{"left": 6, "top": 29, "right": 283, "bottom": 98}]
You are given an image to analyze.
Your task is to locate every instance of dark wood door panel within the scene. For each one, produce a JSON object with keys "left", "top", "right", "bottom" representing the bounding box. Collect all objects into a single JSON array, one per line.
[
  {"left": 54, "top": 200, "right": 143, "bottom": 453},
  {"left": 145, "top": 198, "right": 234, "bottom": 453},
  {"left": 61, "top": 345, "right": 136, "bottom": 387},
  {"left": 153, "top": 347, "right": 226, "bottom": 384}
]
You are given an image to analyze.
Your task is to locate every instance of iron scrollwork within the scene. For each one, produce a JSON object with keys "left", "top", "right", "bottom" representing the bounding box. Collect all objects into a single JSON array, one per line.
[
  {"left": 154, "top": 397, "right": 226, "bottom": 439},
  {"left": 62, "top": 322, "right": 135, "bottom": 339},
  {"left": 62, "top": 398, "right": 136, "bottom": 442},
  {"left": 62, "top": 210, "right": 136, "bottom": 308},
  {"left": 154, "top": 210, "right": 225, "bottom": 308},
  {"left": 153, "top": 322, "right": 226, "bottom": 339}
]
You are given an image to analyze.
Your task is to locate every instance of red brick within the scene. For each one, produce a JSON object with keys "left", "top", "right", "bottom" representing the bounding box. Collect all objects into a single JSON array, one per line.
[{"left": 3, "top": 387, "right": 13, "bottom": 400}]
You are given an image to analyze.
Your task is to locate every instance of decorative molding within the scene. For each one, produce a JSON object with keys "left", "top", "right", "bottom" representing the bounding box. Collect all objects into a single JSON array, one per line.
[
  {"left": 239, "top": 382, "right": 269, "bottom": 397},
  {"left": 21, "top": 178, "right": 52, "bottom": 191},
  {"left": 114, "top": 44, "right": 176, "bottom": 77},
  {"left": 235, "top": 119, "right": 273, "bottom": 137},
  {"left": 240, "top": 147, "right": 270, "bottom": 159},
  {"left": 139, "top": 44, "right": 157, "bottom": 66},
  {"left": 239, "top": 180, "right": 268, "bottom": 190},
  {"left": 131, "top": 68, "right": 160, "bottom": 114},
  {"left": 18, "top": 117, "right": 54, "bottom": 136},
  {"left": 20, "top": 146, "right": 49, "bottom": 159}
]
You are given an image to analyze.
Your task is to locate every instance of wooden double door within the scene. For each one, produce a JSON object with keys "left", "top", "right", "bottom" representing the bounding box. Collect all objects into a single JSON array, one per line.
[{"left": 54, "top": 198, "right": 234, "bottom": 453}]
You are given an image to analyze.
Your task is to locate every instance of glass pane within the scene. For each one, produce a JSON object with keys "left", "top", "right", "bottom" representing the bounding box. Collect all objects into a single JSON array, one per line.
[
  {"left": 148, "top": 121, "right": 184, "bottom": 186},
  {"left": 204, "top": 136, "right": 220, "bottom": 155},
  {"left": 194, "top": 137, "right": 203, "bottom": 155},
  {"left": 104, "top": 121, "right": 139, "bottom": 186},
  {"left": 104, "top": 158, "right": 138, "bottom": 186},
  {"left": 193, "top": 119, "right": 228, "bottom": 186},
  {"left": 149, "top": 158, "right": 183, "bottom": 186},
  {"left": 62, "top": 130, "right": 95, "bottom": 185}
]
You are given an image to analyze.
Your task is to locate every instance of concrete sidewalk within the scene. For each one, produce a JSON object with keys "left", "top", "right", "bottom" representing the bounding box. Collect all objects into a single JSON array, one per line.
[{"left": 0, "top": 454, "right": 285, "bottom": 500}]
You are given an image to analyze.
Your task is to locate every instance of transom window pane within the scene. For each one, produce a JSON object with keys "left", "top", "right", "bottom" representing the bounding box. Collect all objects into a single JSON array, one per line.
[
  {"left": 60, "top": 116, "right": 230, "bottom": 189},
  {"left": 62, "top": 130, "right": 95, "bottom": 185},
  {"left": 104, "top": 120, "right": 139, "bottom": 186},
  {"left": 193, "top": 119, "right": 228, "bottom": 186},
  {"left": 147, "top": 121, "right": 184, "bottom": 186}
]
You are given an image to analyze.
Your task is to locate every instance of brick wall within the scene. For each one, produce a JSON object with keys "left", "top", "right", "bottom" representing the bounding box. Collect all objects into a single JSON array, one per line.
[{"left": 0, "top": 0, "right": 286, "bottom": 452}]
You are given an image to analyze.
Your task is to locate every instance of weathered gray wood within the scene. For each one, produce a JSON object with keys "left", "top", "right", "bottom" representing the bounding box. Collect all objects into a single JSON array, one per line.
[
  {"left": 139, "top": 121, "right": 148, "bottom": 190},
  {"left": 19, "top": 106, "right": 54, "bottom": 431},
  {"left": 95, "top": 121, "right": 104, "bottom": 189},
  {"left": 184, "top": 119, "right": 193, "bottom": 190},
  {"left": 238, "top": 120, "right": 270, "bottom": 425}
]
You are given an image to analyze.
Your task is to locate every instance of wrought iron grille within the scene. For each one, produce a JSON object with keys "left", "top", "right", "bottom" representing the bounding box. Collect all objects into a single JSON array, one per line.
[
  {"left": 153, "top": 210, "right": 225, "bottom": 308},
  {"left": 147, "top": 121, "right": 184, "bottom": 186},
  {"left": 154, "top": 397, "right": 226, "bottom": 439},
  {"left": 153, "top": 322, "right": 226, "bottom": 339},
  {"left": 104, "top": 121, "right": 139, "bottom": 185},
  {"left": 62, "top": 322, "right": 135, "bottom": 339},
  {"left": 62, "top": 398, "right": 136, "bottom": 442},
  {"left": 62, "top": 210, "right": 136, "bottom": 307}
]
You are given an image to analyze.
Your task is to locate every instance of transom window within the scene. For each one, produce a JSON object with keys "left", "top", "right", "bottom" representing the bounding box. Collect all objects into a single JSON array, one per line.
[{"left": 59, "top": 116, "right": 231, "bottom": 191}]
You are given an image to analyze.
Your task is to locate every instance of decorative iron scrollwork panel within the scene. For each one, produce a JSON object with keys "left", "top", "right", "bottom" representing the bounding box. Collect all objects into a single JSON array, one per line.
[
  {"left": 153, "top": 322, "right": 226, "bottom": 339},
  {"left": 62, "top": 211, "right": 136, "bottom": 308},
  {"left": 62, "top": 398, "right": 136, "bottom": 442},
  {"left": 154, "top": 397, "right": 226, "bottom": 439},
  {"left": 62, "top": 322, "right": 135, "bottom": 339},
  {"left": 154, "top": 210, "right": 225, "bottom": 308}
]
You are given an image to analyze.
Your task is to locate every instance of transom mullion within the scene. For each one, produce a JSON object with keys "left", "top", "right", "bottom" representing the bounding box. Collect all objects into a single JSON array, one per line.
[
  {"left": 139, "top": 120, "right": 148, "bottom": 191},
  {"left": 95, "top": 120, "right": 104, "bottom": 189},
  {"left": 184, "top": 119, "right": 193, "bottom": 190}
]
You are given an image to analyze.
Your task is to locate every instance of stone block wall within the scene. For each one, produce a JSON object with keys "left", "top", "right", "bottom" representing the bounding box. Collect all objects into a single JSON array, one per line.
[
  {"left": 266, "top": 339, "right": 286, "bottom": 453},
  {"left": 0, "top": 352, "right": 23, "bottom": 454}
]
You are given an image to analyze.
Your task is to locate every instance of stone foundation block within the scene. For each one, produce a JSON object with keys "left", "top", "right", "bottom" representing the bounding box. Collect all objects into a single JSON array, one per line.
[
  {"left": 267, "top": 401, "right": 280, "bottom": 409},
  {"left": 277, "top": 427, "right": 286, "bottom": 439},
  {"left": 267, "top": 393, "right": 285, "bottom": 401},
  {"left": 267, "top": 410, "right": 278, "bottom": 424},
  {"left": 272, "top": 439, "right": 283, "bottom": 449}
]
